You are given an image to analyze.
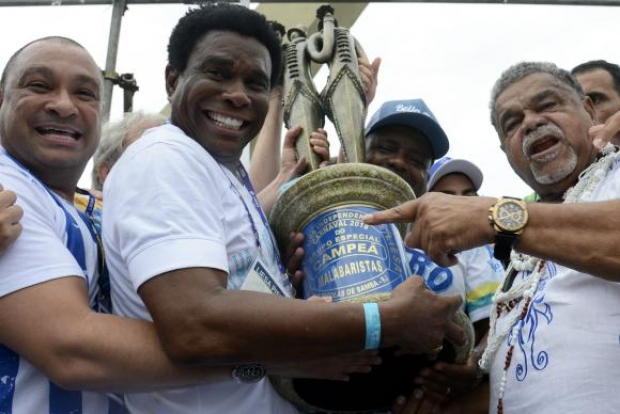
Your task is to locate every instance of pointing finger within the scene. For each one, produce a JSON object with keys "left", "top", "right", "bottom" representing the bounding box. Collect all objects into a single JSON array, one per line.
[{"left": 362, "top": 200, "right": 419, "bottom": 225}]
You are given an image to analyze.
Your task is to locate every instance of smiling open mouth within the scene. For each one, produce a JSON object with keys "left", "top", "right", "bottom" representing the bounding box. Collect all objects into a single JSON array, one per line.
[
  {"left": 36, "top": 127, "right": 80, "bottom": 140},
  {"left": 528, "top": 136, "right": 559, "bottom": 157},
  {"left": 208, "top": 112, "right": 244, "bottom": 130}
]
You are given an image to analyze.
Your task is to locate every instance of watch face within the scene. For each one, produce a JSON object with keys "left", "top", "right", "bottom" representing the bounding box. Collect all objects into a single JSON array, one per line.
[{"left": 496, "top": 200, "right": 527, "bottom": 232}]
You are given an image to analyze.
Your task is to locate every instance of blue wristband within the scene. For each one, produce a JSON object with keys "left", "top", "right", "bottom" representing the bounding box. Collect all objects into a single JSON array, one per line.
[{"left": 363, "top": 302, "right": 381, "bottom": 350}]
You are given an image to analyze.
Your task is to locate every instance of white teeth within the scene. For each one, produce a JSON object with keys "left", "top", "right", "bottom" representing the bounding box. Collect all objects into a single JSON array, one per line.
[
  {"left": 209, "top": 112, "right": 243, "bottom": 130},
  {"left": 38, "top": 127, "right": 78, "bottom": 139}
]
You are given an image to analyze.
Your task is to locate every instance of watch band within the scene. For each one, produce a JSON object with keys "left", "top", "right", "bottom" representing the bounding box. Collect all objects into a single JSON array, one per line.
[{"left": 493, "top": 231, "right": 517, "bottom": 261}]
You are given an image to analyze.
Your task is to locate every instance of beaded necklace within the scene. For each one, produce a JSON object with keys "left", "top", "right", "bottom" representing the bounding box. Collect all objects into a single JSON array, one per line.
[{"left": 479, "top": 144, "right": 620, "bottom": 413}]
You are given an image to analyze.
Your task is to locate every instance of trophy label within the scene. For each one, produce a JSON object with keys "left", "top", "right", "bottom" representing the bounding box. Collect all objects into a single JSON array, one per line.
[{"left": 301, "top": 205, "right": 408, "bottom": 301}]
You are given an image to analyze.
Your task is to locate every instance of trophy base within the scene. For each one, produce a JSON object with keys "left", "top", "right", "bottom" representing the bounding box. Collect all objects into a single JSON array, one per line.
[
  {"left": 272, "top": 350, "right": 450, "bottom": 413},
  {"left": 269, "top": 294, "right": 474, "bottom": 413}
]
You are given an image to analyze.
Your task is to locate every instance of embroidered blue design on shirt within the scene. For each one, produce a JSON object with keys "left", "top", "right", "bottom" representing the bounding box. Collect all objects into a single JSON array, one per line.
[{"left": 510, "top": 262, "right": 557, "bottom": 382}]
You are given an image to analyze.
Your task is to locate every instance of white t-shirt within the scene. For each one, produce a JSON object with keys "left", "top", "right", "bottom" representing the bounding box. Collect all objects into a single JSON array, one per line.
[
  {"left": 488, "top": 158, "right": 620, "bottom": 413},
  {"left": 406, "top": 245, "right": 504, "bottom": 323},
  {"left": 0, "top": 151, "right": 109, "bottom": 413},
  {"left": 103, "top": 124, "right": 298, "bottom": 414}
]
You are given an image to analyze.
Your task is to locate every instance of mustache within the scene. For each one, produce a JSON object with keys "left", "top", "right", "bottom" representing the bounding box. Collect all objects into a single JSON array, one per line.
[{"left": 522, "top": 123, "right": 564, "bottom": 157}]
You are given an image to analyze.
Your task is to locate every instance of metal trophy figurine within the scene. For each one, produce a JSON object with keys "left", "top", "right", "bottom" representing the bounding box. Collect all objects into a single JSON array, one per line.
[
  {"left": 270, "top": 6, "right": 473, "bottom": 413},
  {"left": 281, "top": 25, "right": 325, "bottom": 171},
  {"left": 307, "top": 5, "right": 367, "bottom": 164}
]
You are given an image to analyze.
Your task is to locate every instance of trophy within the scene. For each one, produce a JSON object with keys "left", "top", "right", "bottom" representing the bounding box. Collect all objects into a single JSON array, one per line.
[{"left": 269, "top": 6, "right": 473, "bottom": 412}]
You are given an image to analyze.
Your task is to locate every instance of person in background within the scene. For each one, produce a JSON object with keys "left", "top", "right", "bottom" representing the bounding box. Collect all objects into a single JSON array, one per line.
[
  {"left": 404, "top": 156, "right": 504, "bottom": 414},
  {"left": 366, "top": 103, "right": 504, "bottom": 411},
  {"left": 364, "top": 98, "right": 445, "bottom": 200},
  {"left": 426, "top": 156, "right": 503, "bottom": 339},
  {"left": 572, "top": 59, "right": 620, "bottom": 146},
  {"left": 427, "top": 156, "right": 483, "bottom": 197},
  {"left": 91, "top": 111, "right": 166, "bottom": 191}
]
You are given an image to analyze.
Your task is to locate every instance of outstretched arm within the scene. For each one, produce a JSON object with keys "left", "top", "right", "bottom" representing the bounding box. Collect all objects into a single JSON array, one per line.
[
  {"left": 363, "top": 193, "right": 620, "bottom": 281},
  {"left": 250, "top": 86, "right": 285, "bottom": 193},
  {"left": 0, "top": 277, "right": 231, "bottom": 393},
  {"left": 0, "top": 172, "right": 233, "bottom": 393},
  {"left": 138, "top": 267, "right": 465, "bottom": 365},
  {"left": 257, "top": 126, "right": 330, "bottom": 215}
]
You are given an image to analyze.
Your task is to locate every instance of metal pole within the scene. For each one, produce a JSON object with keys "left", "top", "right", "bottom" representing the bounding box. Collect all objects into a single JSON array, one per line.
[
  {"left": 120, "top": 73, "right": 139, "bottom": 113},
  {"left": 102, "top": 0, "right": 127, "bottom": 121}
]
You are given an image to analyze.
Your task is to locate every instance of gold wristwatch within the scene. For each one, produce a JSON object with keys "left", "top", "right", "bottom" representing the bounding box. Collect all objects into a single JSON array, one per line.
[{"left": 488, "top": 197, "right": 529, "bottom": 261}]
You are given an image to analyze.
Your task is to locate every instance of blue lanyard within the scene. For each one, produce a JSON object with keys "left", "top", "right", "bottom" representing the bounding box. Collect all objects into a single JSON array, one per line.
[
  {"left": 220, "top": 162, "right": 286, "bottom": 275},
  {"left": 75, "top": 187, "right": 110, "bottom": 310}
]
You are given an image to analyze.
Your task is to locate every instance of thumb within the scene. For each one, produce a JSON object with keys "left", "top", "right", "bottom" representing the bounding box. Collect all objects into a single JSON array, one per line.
[
  {"left": 446, "top": 318, "right": 467, "bottom": 347},
  {"left": 284, "top": 125, "right": 302, "bottom": 147},
  {"left": 371, "top": 57, "right": 382, "bottom": 79},
  {"left": 293, "top": 157, "right": 308, "bottom": 176},
  {"left": 590, "top": 124, "right": 607, "bottom": 149}
]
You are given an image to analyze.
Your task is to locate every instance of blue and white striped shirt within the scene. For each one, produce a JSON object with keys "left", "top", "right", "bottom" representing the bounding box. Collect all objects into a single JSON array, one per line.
[{"left": 0, "top": 152, "right": 116, "bottom": 414}]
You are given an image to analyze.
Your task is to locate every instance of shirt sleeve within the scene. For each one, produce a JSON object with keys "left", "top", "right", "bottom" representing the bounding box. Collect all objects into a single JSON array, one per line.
[
  {"left": 461, "top": 246, "right": 504, "bottom": 323},
  {"left": 103, "top": 137, "right": 229, "bottom": 292},
  {"left": 0, "top": 165, "right": 85, "bottom": 298}
]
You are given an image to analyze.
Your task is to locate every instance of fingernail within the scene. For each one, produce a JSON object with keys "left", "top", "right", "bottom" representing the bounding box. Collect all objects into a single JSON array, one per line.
[
  {"left": 395, "top": 396, "right": 406, "bottom": 405},
  {"left": 414, "top": 388, "right": 424, "bottom": 399}
]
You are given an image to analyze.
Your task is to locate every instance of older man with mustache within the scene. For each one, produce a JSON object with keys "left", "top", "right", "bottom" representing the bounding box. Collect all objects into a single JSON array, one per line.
[{"left": 366, "top": 61, "right": 620, "bottom": 414}]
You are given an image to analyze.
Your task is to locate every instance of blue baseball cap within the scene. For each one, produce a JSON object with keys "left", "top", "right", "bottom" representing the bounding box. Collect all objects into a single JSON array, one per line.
[
  {"left": 427, "top": 157, "right": 483, "bottom": 191},
  {"left": 365, "top": 98, "right": 449, "bottom": 159}
]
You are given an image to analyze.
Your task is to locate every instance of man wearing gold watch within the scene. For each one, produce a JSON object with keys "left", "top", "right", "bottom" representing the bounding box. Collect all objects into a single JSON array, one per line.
[{"left": 366, "top": 61, "right": 620, "bottom": 414}]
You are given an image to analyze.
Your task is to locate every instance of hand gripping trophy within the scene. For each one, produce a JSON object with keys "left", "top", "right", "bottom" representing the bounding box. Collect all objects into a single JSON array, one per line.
[{"left": 270, "top": 6, "right": 473, "bottom": 413}]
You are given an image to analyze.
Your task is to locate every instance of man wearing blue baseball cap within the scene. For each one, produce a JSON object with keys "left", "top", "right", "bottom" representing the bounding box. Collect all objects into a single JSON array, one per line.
[
  {"left": 364, "top": 98, "right": 449, "bottom": 198},
  {"left": 365, "top": 104, "right": 503, "bottom": 412}
]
